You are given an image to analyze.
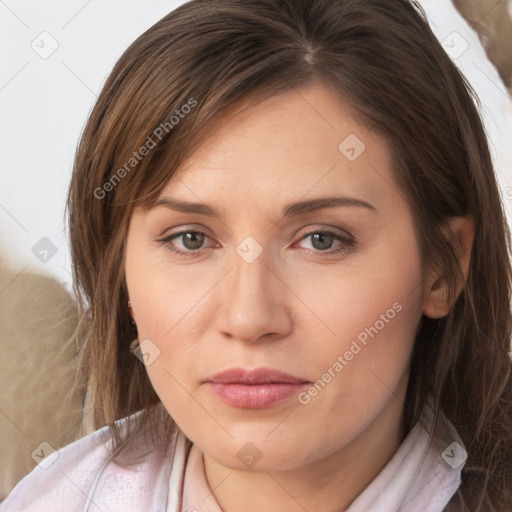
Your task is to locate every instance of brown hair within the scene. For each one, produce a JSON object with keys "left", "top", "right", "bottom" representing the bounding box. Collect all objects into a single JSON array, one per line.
[{"left": 65, "top": 0, "right": 512, "bottom": 509}]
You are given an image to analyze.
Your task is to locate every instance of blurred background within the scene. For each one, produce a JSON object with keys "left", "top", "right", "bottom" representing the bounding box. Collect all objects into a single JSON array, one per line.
[{"left": 0, "top": 0, "right": 511, "bottom": 501}]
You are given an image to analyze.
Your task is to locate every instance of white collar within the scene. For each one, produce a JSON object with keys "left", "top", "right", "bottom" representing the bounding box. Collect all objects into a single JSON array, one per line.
[{"left": 346, "top": 400, "right": 466, "bottom": 511}]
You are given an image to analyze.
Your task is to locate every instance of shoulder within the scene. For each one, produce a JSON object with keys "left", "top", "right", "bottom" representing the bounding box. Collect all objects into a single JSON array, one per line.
[
  {"left": 0, "top": 421, "right": 114, "bottom": 511},
  {"left": 0, "top": 412, "right": 180, "bottom": 512}
]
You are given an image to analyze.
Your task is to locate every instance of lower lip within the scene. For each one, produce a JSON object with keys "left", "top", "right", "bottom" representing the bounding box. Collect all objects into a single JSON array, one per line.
[{"left": 206, "top": 382, "right": 309, "bottom": 409}]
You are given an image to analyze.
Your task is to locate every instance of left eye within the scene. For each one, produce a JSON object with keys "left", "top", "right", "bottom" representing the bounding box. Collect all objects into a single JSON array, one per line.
[
  {"left": 297, "top": 231, "right": 345, "bottom": 251},
  {"left": 162, "top": 231, "right": 211, "bottom": 254}
]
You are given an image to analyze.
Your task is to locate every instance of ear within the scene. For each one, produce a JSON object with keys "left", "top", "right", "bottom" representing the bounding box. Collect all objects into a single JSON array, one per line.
[{"left": 422, "top": 214, "right": 475, "bottom": 319}]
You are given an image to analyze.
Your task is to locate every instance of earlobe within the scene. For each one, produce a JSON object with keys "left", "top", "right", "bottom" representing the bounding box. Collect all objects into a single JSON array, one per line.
[{"left": 422, "top": 214, "right": 475, "bottom": 319}]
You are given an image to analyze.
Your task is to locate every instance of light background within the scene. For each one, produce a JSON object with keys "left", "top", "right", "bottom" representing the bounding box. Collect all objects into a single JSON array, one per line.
[{"left": 1, "top": 0, "right": 511, "bottom": 291}]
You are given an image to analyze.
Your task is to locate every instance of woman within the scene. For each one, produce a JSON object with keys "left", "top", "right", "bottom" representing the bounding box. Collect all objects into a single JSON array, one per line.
[{"left": 2, "top": 0, "right": 511, "bottom": 510}]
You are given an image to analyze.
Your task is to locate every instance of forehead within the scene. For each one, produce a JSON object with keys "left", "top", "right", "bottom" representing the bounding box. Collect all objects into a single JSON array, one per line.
[{"left": 156, "top": 82, "right": 399, "bottom": 216}]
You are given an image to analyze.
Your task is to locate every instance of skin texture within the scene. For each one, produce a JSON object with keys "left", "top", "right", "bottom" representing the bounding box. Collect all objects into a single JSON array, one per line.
[{"left": 124, "top": 81, "right": 475, "bottom": 512}]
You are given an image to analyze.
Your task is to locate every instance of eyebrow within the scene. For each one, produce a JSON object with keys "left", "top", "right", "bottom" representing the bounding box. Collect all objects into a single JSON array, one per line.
[{"left": 152, "top": 195, "right": 377, "bottom": 219}]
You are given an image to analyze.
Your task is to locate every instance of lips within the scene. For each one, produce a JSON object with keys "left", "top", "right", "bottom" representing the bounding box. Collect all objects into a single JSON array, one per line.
[
  {"left": 206, "top": 367, "right": 308, "bottom": 385},
  {"left": 204, "top": 367, "right": 310, "bottom": 409}
]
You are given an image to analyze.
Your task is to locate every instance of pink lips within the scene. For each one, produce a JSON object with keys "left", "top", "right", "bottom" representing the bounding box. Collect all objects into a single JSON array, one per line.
[{"left": 204, "top": 367, "right": 310, "bottom": 409}]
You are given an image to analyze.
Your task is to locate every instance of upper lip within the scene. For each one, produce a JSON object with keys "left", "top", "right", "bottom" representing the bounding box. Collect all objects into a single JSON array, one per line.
[{"left": 205, "top": 367, "right": 309, "bottom": 385}]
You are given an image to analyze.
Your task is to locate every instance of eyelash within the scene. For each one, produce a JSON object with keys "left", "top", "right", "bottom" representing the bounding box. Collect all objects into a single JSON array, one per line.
[{"left": 157, "top": 229, "right": 356, "bottom": 259}]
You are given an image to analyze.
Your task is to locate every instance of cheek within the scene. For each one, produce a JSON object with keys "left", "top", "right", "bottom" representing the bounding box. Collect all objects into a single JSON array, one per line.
[
  {"left": 126, "top": 259, "right": 218, "bottom": 409},
  {"left": 289, "top": 242, "right": 424, "bottom": 410},
  {"left": 124, "top": 231, "right": 207, "bottom": 396},
  {"left": 286, "top": 242, "right": 423, "bottom": 355},
  {"left": 133, "top": 268, "right": 217, "bottom": 352},
  {"left": 297, "top": 277, "right": 420, "bottom": 396},
  {"left": 125, "top": 229, "right": 212, "bottom": 339}
]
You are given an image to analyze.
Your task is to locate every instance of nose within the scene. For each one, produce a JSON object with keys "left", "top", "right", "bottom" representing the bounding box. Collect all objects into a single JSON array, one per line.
[{"left": 214, "top": 246, "right": 293, "bottom": 344}]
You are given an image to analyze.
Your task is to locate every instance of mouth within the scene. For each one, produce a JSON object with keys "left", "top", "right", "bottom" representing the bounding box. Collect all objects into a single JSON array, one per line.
[{"left": 204, "top": 367, "right": 310, "bottom": 409}]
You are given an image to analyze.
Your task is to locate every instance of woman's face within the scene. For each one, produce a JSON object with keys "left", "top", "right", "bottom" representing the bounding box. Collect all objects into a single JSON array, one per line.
[{"left": 124, "top": 80, "right": 429, "bottom": 472}]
